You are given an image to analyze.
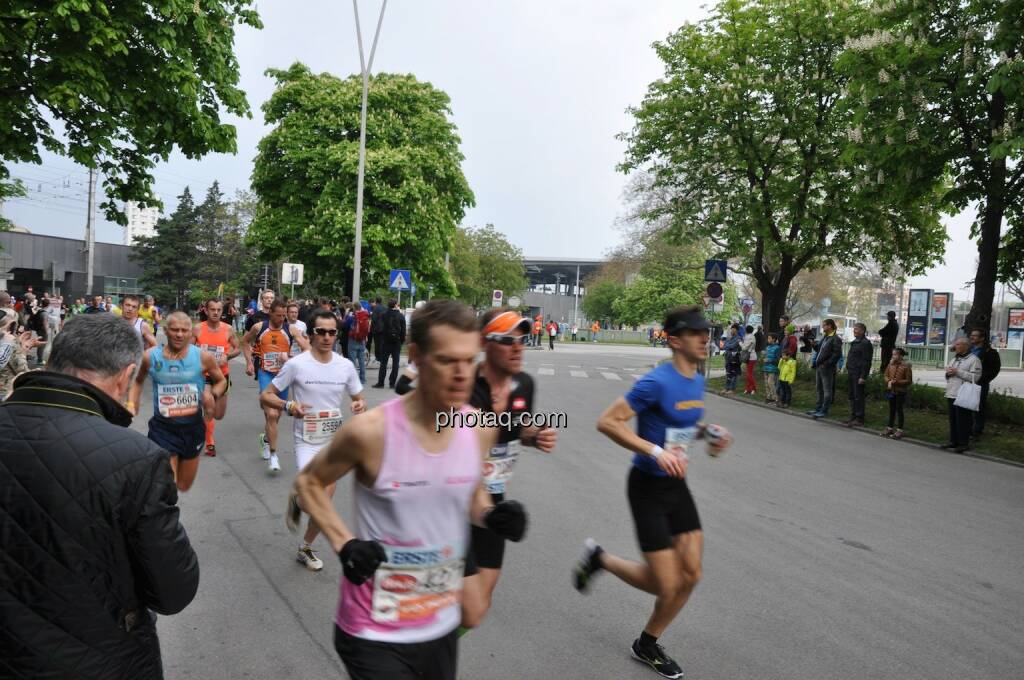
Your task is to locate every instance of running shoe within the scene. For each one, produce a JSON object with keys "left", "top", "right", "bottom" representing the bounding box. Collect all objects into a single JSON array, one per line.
[
  {"left": 631, "top": 639, "right": 684, "bottom": 678},
  {"left": 268, "top": 453, "right": 281, "bottom": 474},
  {"left": 285, "top": 493, "right": 302, "bottom": 533},
  {"left": 572, "top": 538, "right": 604, "bottom": 593},
  {"left": 205, "top": 444, "right": 217, "bottom": 457},
  {"left": 259, "top": 433, "right": 271, "bottom": 460},
  {"left": 296, "top": 545, "right": 324, "bottom": 571}
]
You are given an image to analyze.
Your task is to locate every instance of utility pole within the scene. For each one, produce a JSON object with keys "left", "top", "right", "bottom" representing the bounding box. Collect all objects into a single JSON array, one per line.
[
  {"left": 84, "top": 168, "right": 97, "bottom": 296},
  {"left": 350, "top": 0, "right": 388, "bottom": 305},
  {"left": 573, "top": 264, "right": 580, "bottom": 326}
]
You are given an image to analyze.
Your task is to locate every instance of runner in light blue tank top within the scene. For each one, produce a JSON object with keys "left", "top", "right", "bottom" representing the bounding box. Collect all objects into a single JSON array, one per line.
[{"left": 148, "top": 345, "right": 207, "bottom": 422}]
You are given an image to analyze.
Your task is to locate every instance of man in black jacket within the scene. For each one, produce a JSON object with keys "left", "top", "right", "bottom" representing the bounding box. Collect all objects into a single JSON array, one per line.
[
  {"left": 844, "top": 322, "right": 874, "bottom": 427},
  {"left": 878, "top": 310, "right": 899, "bottom": 373},
  {"left": 0, "top": 314, "right": 199, "bottom": 679},
  {"left": 374, "top": 298, "right": 406, "bottom": 388},
  {"left": 808, "top": 318, "right": 843, "bottom": 419},
  {"left": 968, "top": 328, "right": 1001, "bottom": 439},
  {"left": 369, "top": 296, "right": 385, "bottom": 368}
]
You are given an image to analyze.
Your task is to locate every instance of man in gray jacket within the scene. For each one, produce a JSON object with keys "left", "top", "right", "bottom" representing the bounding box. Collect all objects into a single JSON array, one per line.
[
  {"left": 808, "top": 318, "right": 843, "bottom": 419},
  {"left": 844, "top": 322, "right": 874, "bottom": 427}
]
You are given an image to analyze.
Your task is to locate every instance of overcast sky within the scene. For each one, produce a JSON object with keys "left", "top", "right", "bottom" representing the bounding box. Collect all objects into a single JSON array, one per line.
[{"left": 3, "top": 0, "right": 996, "bottom": 300}]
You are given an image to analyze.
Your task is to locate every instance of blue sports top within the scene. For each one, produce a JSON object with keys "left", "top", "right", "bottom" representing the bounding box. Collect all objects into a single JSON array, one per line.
[
  {"left": 148, "top": 345, "right": 206, "bottom": 421},
  {"left": 624, "top": 362, "right": 705, "bottom": 476}
]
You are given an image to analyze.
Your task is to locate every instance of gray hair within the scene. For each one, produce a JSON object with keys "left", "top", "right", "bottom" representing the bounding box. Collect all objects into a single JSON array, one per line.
[{"left": 48, "top": 314, "right": 143, "bottom": 377}]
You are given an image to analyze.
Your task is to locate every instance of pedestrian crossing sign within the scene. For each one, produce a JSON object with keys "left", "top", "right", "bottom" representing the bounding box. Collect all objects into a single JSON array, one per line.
[
  {"left": 389, "top": 269, "right": 411, "bottom": 291},
  {"left": 704, "top": 259, "right": 727, "bottom": 282}
]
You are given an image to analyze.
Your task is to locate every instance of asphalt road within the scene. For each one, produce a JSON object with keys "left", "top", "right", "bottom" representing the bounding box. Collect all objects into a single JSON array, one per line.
[{"left": 141, "top": 342, "right": 1024, "bottom": 680}]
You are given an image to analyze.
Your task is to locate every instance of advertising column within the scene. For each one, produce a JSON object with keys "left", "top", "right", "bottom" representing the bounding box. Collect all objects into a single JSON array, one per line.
[
  {"left": 928, "top": 292, "right": 952, "bottom": 346},
  {"left": 906, "top": 289, "right": 931, "bottom": 346},
  {"left": 1007, "top": 308, "right": 1024, "bottom": 351}
]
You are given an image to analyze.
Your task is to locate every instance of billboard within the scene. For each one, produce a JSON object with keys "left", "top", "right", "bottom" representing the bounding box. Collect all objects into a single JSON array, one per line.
[
  {"left": 877, "top": 293, "right": 897, "bottom": 320},
  {"left": 928, "top": 292, "right": 951, "bottom": 346},
  {"left": 1008, "top": 308, "right": 1024, "bottom": 350},
  {"left": 906, "top": 289, "right": 931, "bottom": 345}
]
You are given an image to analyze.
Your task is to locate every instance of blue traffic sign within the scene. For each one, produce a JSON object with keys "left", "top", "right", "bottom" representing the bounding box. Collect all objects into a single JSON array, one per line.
[
  {"left": 389, "top": 269, "right": 411, "bottom": 291},
  {"left": 704, "top": 259, "right": 728, "bottom": 282}
]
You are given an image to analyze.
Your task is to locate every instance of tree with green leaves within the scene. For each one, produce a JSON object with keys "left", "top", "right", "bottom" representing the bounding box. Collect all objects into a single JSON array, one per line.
[
  {"left": 190, "top": 184, "right": 262, "bottom": 304},
  {"left": 132, "top": 187, "right": 199, "bottom": 309},
  {"left": 620, "top": 0, "right": 947, "bottom": 331},
  {"left": 248, "top": 63, "right": 474, "bottom": 295},
  {"left": 449, "top": 224, "right": 526, "bottom": 309},
  {"left": 0, "top": 1, "right": 261, "bottom": 221},
  {"left": 838, "top": 0, "right": 1024, "bottom": 334},
  {"left": 582, "top": 279, "right": 626, "bottom": 324}
]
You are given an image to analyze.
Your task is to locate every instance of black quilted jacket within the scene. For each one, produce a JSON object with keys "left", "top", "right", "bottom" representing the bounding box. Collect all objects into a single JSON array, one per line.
[{"left": 0, "top": 371, "right": 199, "bottom": 679}]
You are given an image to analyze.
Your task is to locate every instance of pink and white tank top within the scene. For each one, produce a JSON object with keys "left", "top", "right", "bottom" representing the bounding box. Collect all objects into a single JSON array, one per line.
[{"left": 336, "top": 397, "right": 481, "bottom": 643}]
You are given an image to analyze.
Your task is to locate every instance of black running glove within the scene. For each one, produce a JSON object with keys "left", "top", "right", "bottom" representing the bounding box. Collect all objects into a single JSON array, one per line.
[
  {"left": 339, "top": 539, "right": 387, "bottom": 585},
  {"left": 483, "top": 500, "right": 528, "bottom": 542}
]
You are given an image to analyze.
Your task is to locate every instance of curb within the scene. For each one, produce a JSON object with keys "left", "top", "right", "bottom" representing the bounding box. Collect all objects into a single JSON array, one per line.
[{"left": 709, "top": 391, "right": 1024, "bottom": 470}]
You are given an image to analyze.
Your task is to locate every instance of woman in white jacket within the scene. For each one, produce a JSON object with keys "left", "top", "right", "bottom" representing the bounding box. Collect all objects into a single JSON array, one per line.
[
  {"left": 741, "top": 325, "right": 758, "bottom": 394},
  {"left": 943, "top": 337, "right": 982, "bottom": 452}
]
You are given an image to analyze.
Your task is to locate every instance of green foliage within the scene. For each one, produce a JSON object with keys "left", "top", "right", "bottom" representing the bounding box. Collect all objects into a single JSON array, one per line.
[
  {"left": 582, "top": 280, "right": 626, "bottom": 323},
  {"left": 837, "top": 0, "right": 1024, "bottom": 332},
  {"left": 0, "top": 1, "right": 261, "bottom": 221},
  {"left": 132, "top": 187, "right": 198, "bottom": 309},
  {"left": 450, "top": 224, "right": 526, "bottom": 309},
  {"left": 620, "top": 0, "right": 946, "bottom": 329},
  {"left": 248, "top": 63, "right": 474, "bottom": 295}
]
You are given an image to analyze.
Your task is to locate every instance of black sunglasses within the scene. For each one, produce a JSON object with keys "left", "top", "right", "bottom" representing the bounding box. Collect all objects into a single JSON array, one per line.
[
  {"left": 312, "top": 327, "right": 338, "bottom": 337},
  {"left": 486, "top": 334, "right": 528, "bottom": 346}
]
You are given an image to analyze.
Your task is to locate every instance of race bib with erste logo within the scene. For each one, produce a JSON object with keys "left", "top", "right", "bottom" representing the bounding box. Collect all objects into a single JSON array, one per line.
[{"left": 157, "top": 383, "right": 200, "bottom": 418}]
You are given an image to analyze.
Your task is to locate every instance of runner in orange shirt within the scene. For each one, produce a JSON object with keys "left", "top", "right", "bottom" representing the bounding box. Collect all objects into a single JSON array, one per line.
[{"left": 193, "top": 298, "right": 241, "bottom": 456}]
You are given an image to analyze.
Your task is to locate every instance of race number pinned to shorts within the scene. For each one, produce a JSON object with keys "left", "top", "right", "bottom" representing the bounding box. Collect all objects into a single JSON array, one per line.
[
  {"left": 664, "top": 426, "right": 696, "bottom": 460},
  {"left": 301, "top": 409, "right": 343, "bottom": 445},
  {"left": 483, "top": 439, "right": 522, "bottom": 494},
  {"left": 371, "top": 544, "right": 463, "bottom": 624},
  {"left": 262, "top": 351, "right": 283, "bottom": 372},
  {"left": 157, "top": 383, "right": 200, "bottom": 418}
]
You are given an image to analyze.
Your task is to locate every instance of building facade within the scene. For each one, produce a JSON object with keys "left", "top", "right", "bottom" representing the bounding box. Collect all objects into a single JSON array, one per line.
[{"left": 124, "top": 201, "right": 160, "bottom": 245}]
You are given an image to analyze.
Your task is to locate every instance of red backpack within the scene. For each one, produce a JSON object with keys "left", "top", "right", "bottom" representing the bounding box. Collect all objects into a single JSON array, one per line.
[{"left": 350, "top": 308, "right": 371, "bottom": 342}]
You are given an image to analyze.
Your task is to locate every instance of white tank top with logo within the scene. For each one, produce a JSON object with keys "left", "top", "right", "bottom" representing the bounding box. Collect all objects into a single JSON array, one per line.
[{"left": 335, "top": 397, "right": 481, "bottom": 643}]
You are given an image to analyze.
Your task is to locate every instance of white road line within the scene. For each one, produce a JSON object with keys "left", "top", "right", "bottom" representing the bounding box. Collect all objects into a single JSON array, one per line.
[
  {"left": 601, "top": 372, "right": 621, "bottom": 381},
  {"left": 595, "top": 366, "right": 609, "bottom": 370},
  {"left": 569, "top": 365, "right": 581, "bottom": 368},
  {"left": 538, "top": 368, "right": 555, "bottom": 376},
  {"left": 570, "top": 370, "right": 588, "bottom": 378}
]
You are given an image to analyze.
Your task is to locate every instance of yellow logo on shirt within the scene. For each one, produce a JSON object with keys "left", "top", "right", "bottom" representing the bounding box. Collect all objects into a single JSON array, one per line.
[{"left": 674, "top": 400, "right": 704, "bottom": 410}]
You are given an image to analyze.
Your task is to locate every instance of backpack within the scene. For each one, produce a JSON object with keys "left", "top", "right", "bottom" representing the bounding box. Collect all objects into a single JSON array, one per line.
[{"left": 350, "top": 309, "right": 371, "bottom": 342}]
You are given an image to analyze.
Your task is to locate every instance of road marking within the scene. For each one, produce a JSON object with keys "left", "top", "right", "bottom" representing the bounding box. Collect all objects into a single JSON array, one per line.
[
  {"left": 569, "top": 364, "right": 581, "bottom": 368},
  {"left": 570, "top": 370, "right": 588, "bottom": 378},
  {"left": 601, "top": 372, "right": 622, "bottom": 381},
  {"left": 538, "top": 368, "right": 555, "bottom": 376},
  {"left": 595, "top": 366, "right": 609, "bottom": 370}
]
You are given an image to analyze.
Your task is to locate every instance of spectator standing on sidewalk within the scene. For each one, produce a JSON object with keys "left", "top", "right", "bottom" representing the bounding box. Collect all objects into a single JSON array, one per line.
[
  {"left": 878, "top": 310, "right": 899, "bottom": 373},
  {"left": 571, "top": 323, "right": 578, "bottom": 342},
  {"left": 722, "top": 324, "right": 742, "bottom": 394},
  {"left": 799, "top": 324, "right": 815, "bottom": 363},
  {"left": 943, "top": 337, "right": 981, "bottom": 452},
  {"left": 882, "top": 347, "right": 912, "bottom": 439},
  {"left": 844, "top": 323, "right": 873, "bottom": 427},
  {"left": 968, "top": 328, "right": 1001, "bottom": 440},
  {"left": 777, "top": 349, "right": 796, "bottom": 408},
  {"left": 591, "top": 320, "right": 600, "bottom": 343},
  {"left": 0, "top": 314, "right": 199, "bottom": 678},
  {"left": 809, "top": 319, "right": 842, "bottom": 419},
  {"left": 369, "top": 296, "right": 385, "bottom": 368},
  {"left": 741, "top": 324, "right": 757, "bottom": 394},
  {"left": 763, "top": 332, "right": 781, "bottom": 404},
  {"left": 373, "top": 299, "right": 405, "bottom": 389}
]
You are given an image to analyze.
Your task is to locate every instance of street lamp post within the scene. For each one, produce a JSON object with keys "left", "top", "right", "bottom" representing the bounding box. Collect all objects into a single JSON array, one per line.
[{"left": 350, "top": 0, "right": 388, "bottom": 305}]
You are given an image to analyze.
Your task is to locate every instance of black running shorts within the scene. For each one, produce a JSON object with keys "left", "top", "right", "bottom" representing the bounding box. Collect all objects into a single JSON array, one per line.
[
  {"left": 627, "top": 466, "right": 701, "bottom": 553},
  {"left": 334, "top": 626, "right": 457, "bottom": 680},
  {"left": 147, "top": 415, "right": 206, "bottom": 461},
  {"left": 463, "top": 492, "right": 506, "bottom": 576}
]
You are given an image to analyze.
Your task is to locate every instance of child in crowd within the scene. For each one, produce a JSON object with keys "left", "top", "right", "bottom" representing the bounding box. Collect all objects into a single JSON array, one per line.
[
  {"left": 882, "top": 347, "right": 913, "bottom": 439},
  {"left": 763, "top": 332, "right": 781, "bottom": 404},
  {"left": 777, "top": 347, "right": 797, "bottom": 408}
]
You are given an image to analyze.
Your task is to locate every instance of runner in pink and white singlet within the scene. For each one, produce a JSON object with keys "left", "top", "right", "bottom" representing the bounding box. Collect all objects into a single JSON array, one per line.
[{"left": 291, "top": 299, "right": 530, "bottom": 680}]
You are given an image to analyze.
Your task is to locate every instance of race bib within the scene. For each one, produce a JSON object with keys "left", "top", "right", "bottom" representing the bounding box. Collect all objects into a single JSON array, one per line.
[
  {"left": 301, "top": 409, "right": 343, "bottom": 444},
  {"left": 157, "top": 383, "right": 200, "bottom": 418},
  {"left": 262, "top": 351, "right": 283, "bottom": 371},
  {"left": 371, "top": 545, "right": 463, "bottom": 624},
  {"left": 664, "top": 426, "right": 696, "bottom": 459},
  {"left": 483, "top": 439, "right": 522, "bottom": 493},
  {"left": 200, "top": 343, "right": 226, "bottom": 363}
]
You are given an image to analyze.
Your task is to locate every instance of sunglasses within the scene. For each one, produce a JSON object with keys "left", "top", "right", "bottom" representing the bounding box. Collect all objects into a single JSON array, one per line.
[
  {"left": 486, "top": 334, "right": 528, "bottom": 346},
  {"left": 312, "top": 327, "right": 338, "bottom": 337}
]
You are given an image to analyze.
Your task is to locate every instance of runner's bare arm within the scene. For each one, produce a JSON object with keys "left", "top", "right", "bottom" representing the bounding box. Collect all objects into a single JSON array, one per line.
[
  {"left": 294, "top": 412, "right": 381, "bottom": 553},
  {"left": 240, "top": 326, "right": 258, "bottom": 371},
  {"left": 141, "top": 325, "right": 158, "bottom": 350},
  {"left": 226, "top": 330, "right": 241, "bottom": 360},
  {"left": 127, "top": 351, "right": 150, "bottom": 416},
  {"left": 201, "top": 351, "right": 228, "bottom": 399},
  {"left": 292, "top": 324, "right": 311, "bottom": 352},
  {"left": 469, "top": 426, "right": 500, "bottom": 527},
  {"left": 521, "top": 423, "right": 557, "bottom": 452},
  {"left": 350, "top": 391, "right": 366, "bottom": 414},
  {"left": 598, "top": 396, "right": 686, "bottom": 478}
]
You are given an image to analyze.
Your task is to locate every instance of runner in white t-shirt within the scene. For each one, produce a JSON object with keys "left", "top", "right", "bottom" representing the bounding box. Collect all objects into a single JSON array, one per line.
[{"left": 261, "top": 309, "right": 365, "bottom": 571}]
